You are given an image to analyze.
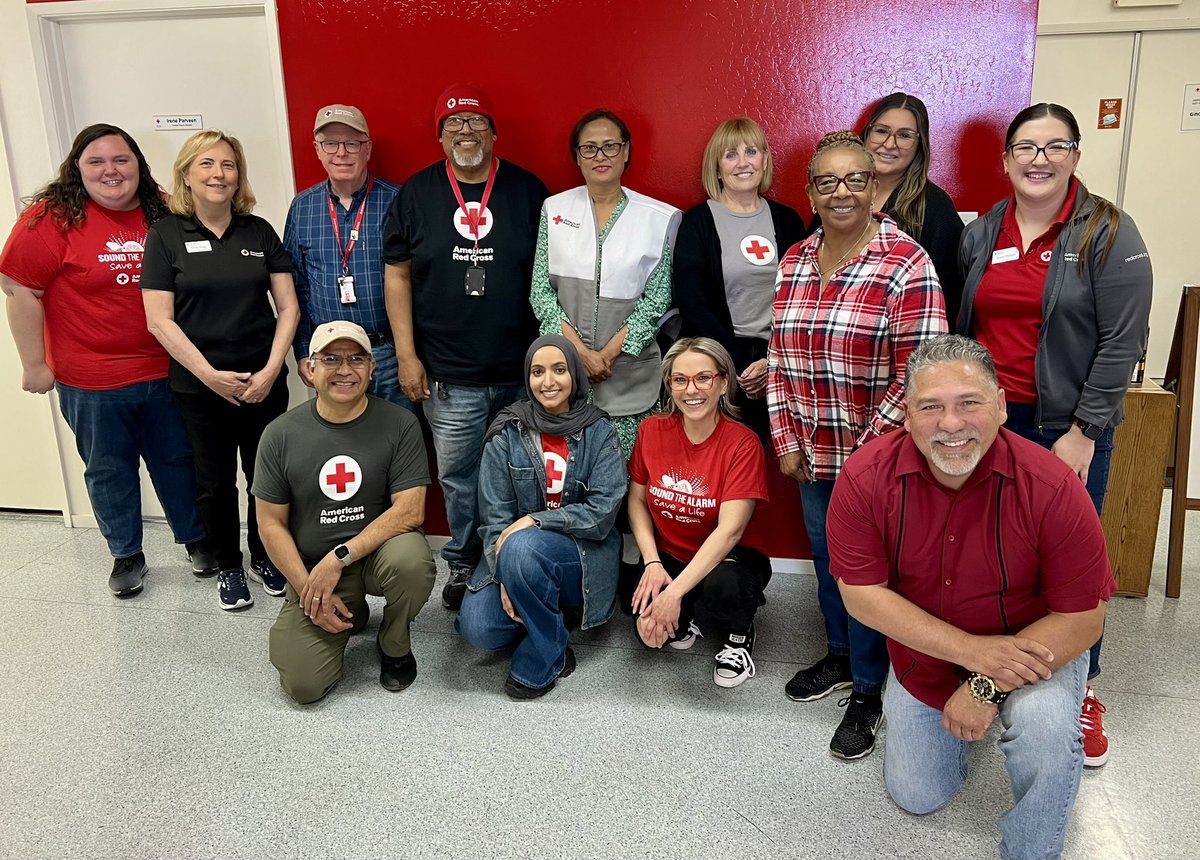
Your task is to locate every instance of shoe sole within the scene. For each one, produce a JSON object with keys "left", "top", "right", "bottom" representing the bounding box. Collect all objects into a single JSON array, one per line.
[
  {"left": 787, "top": 679, "right": 852, "bottom": 702},
  {"left": 667, "top": 637, "right": 697, "bottom": 651},
  {"left": 1084, "top": 747, "right": 1109, "bottom": 767},
  {"left": 830, "top": 713, "right": 885, "bottom": 760},
  {"left": 714, "top": 670, "right": 751, "bottom": 688},
  {"left": 191, "top": 566, "right": 219, "bottom": 579},
  {"left": 246, "top": 568, "right": 286, "bottom": 597},
  {"left": 110, "top": 582, "right": 144, "bottom": 598},
  {"left": 218, "top": 597, "right": 254, "bottom": 611},
  {"left": 380, "top": 674, "right": 416, "bottom": 693}
]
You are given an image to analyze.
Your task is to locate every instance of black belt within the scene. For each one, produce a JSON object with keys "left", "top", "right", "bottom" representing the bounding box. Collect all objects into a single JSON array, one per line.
[{"left": 366, "top": 332, "right": 393, "bottom": 346}]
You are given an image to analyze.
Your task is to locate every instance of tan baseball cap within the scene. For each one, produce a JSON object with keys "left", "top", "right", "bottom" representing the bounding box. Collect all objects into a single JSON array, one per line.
[
  {"left": 314, "top": 104, "right": 369, "bottom": 136},
  {"left": 309, "top": 321, "right": 372, "bottom": 356}
]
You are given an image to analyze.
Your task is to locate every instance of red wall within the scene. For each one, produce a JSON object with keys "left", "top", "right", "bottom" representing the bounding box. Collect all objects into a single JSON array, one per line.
[{"left": 275, "top": 0, "right": 1038, "bottom": 559}]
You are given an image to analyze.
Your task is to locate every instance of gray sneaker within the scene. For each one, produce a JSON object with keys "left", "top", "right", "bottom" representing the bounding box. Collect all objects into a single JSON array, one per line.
[
  {"left": 109, "top": 553, "right": 147, "bottom": 597},
  {"left": 441, "top": 567, "right": 471, "bottom": 610}
]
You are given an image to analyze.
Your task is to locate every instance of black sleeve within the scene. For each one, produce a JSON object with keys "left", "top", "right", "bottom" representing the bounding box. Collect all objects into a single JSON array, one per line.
[
  {"left": 920, "top": 183, "right": 965, "bottom": 332},
  {"left": 260, "top": 218, "right": 294, "bottom": 274},
  {"left": 768, "top": 198, "right": 809, "bottom": 253},
  {"left": 381, "top": 182, "right": 413, "bottom": 265},
  {"left": 139, "top": 222, "right": 178, "bottom": 293},
  {"left": 673, "top": 203, "right": 735, "bottom": 349}
]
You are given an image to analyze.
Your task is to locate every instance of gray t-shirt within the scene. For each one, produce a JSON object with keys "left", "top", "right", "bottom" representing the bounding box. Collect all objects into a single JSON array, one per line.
[
  {"left": 253, "top": 396, "right": 430, "bottom": 566},
  {"left": 707, "top": 199, "right": 778, "bottom": 340}
]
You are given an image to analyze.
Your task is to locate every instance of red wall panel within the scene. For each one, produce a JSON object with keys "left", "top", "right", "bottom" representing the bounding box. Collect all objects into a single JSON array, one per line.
[{"left": 274, "top": 0, "right": 1038, "bottom": 559}]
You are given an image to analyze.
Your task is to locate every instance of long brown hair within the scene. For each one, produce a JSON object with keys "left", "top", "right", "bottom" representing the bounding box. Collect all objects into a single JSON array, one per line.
[
  {"left": 861, "top": 93, "right": 931, "bottom": 238},
  {"left": 1006, "top": 103, "right": 1121, "bottom": 275},
  {"left": 25, "top": 123, "right": 169, "bottom": 230}
]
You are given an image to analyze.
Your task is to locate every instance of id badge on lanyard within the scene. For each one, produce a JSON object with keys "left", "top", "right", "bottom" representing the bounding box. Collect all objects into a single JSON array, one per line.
[
  {"left": 446, "top": 159, "right": 497, "bottom": 297},
  {"left": 328, "top": 177, "right": 373, "bottom": 304}
]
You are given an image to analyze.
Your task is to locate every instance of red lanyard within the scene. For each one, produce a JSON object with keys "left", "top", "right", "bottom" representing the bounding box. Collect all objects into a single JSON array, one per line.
[
  {"left": 445, "top": 159, "right": 498, "bottom": 251},
  {"left": 326, "top": 176, "right": 374, "bottom": 274}
]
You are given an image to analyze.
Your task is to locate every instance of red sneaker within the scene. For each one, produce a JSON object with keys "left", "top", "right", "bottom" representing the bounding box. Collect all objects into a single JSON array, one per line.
[{"left": 1081, "top": 686, "right": 1109, "bottom": 767}]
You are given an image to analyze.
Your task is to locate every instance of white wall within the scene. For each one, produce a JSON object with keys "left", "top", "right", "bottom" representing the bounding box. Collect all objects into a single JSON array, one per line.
[{"left": 1037, "top": 0, "right": 1200, "bottom": 33}]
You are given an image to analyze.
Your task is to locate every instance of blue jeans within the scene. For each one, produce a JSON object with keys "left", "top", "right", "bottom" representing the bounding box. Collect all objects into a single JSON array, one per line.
[
  {"left": 367, "top": 341, "right": 415, "bottom": 413},
  {"left": 1004, "top": 403, "right": 1109, "bottom": 679},
  {"left": 455, "top": 529, "right": 583, "bottom": 689},
  {"left": 56, "top": 379, "right": 205, "bottom": 558},
  {"left": 883, "top": 654, "right": 1088, "bottom": 860},
  {"left": 799, "top": 478, "right": 889, "bottom": 695},
  {"left": 422, "top": 379, "right": 523, "bottom": 573}
]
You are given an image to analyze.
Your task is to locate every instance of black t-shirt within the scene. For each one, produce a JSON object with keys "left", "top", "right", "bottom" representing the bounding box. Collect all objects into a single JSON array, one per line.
[
  {"left": 382, "top": 159, "right": 547, "bottom": 386},
  {"left": 252, "top": 396, "right": 430, "bottom": 566},
  {"left": 141, "top": 213, "right": 293, "bottom": 394}
]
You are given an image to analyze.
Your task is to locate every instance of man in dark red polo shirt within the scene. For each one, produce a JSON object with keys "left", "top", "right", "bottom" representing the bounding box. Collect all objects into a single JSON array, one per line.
[{"left": 828, "top": 334, "right": 1113, "bottom": 860}]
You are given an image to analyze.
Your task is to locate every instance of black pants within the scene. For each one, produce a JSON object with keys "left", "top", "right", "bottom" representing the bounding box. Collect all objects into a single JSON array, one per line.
[
  {"left": 173, "top": 376, "right": 289, "bottom": 569},
  {"left": 732, "top": 336, "right": 770, "bottom": 445},
  {"left": 658, "top": 545, "right": 771, "bottom": 634}
]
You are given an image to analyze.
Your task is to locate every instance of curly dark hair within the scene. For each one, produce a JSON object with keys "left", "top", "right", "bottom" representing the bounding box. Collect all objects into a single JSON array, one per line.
[{"left": 25, "top": 123, "right": 169, "bottom": 230}]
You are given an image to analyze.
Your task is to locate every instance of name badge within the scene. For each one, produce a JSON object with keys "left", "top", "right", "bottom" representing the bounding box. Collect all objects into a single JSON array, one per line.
[
  {"left": 185, "top": 240, "right": 212, "bottom": 253},
  {"left": 991, "top": 247, "right": 1019, "bottom": 265}
]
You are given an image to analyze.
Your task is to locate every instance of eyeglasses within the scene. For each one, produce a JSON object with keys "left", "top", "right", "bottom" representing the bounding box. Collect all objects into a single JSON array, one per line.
[
  {"left": 667, "top": 371, "right": 723, "bottom": 391},
  {"left": 866, "top": 124, "right": 920, "bottom": 149},
  {"left": 1006, "top": 140, "right": 1078, "bottom": 164},
  {"left": 811, "top": 171, "right": 875, "bottom": 195},
  {"left": 312, "top": 353, "right": 372, "bottom": 369},
  {"left": 442, "top": 115, "right": 491, "bottom": 133},
  {"left": 576, "top": 142, "right": 626, "bottom": 160},
  {"left": 316, "top": 139, "right": 368, "bottom": 154}
]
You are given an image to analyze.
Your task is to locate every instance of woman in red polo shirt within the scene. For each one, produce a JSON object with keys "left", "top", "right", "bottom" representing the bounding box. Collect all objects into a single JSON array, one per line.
[
  {"left": 958, "top": 102, "right": 1153, "bottom": 768},
  {"left": 629, "top": 336, "right": 771, "bottom": 689}
]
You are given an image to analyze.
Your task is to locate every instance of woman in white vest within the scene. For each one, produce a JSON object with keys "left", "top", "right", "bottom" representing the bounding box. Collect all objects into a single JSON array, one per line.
[{"left": 531, "top": 108, "right": 682, "bottom": 458}]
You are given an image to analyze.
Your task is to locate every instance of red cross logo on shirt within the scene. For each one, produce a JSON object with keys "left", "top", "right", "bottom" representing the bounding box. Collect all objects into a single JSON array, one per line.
[
  {"left": 319, "top": 455, "right": 363, "bottom": 501},
  {"left": 461, "top": 211, "right": 488, "bottom": 229},
  {"left": 546, "top": 457, "right": 564, "bottom": 484},
  {"left": 553, "top": 215, "right": 563, "bottom": 224},
  {"left": 452, "top": 203, "right": 495, "bottom": 241},
  {"left": 740, "top": 234, "right": 775, "bottom": 266},
  {"left": 544, "top": 451, "right": 567, "bottom": 497}
]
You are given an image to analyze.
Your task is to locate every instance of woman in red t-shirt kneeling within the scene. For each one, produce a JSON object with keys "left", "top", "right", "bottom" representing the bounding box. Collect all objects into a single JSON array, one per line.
[{"left": 629, "top": 336, "right": 771, "bottom": 688}]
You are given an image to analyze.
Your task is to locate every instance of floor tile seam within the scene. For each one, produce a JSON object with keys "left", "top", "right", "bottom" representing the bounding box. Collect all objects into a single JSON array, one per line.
[{"left": 0, "top": 593, "right": 278, "bottom": 622}]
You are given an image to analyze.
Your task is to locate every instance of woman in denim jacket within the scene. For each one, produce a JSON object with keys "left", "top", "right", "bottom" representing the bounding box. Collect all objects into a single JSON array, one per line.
[{"left": 456, "top": 335, "right": 627, "bottom": 699}]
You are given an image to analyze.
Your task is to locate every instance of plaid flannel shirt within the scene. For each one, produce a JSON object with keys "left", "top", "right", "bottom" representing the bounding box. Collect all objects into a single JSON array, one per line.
[{"left": 768, "top": 214, "right": 948, "bottom": 481}]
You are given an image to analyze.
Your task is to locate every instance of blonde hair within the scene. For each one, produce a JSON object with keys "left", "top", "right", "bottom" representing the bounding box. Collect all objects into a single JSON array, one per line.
[
  {"left": 169, "top": 130, "right": 256, "bottom": 217},
  {"left": 808, "top": 130, "right": 875, "bottom": 179},
  {"left": 701, "top": 117, "right": 773, "bottom": 200},
  {"left": 660, "top": 337, "right": 742, "bottom": 421}
]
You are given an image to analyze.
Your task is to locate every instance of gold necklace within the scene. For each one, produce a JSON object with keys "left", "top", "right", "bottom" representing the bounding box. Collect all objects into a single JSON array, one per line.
[{"left": 818, "top": 219, "right": 873, "bottom": 278}]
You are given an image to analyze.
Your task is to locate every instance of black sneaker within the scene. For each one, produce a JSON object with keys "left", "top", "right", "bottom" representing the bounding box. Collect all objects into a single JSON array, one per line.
[
  {"left": 109, "top": 552, "right": 147, "bottom": 597},
  {"left": 217, "top": 568, "right": 254, "bottom": 611},
  {"left": 785, "top": 652, "right": 852, "bottom": 701},
  {"left": 380, "top": 648, "right": 417, "bottom": 692},
  {"left": 667, "top": 620, "right": 703, "bottom": 651},
  {"left": 830, "top": 692, "right": 885, "bottom": 760},
  {"left": 186, "top": 541, "right": 219, "bottom": 578},
  {"left": 504, "top": 647, "right": 575, "bottom": 700},
  {"left": 441, "top": 567, "right": 471, "bottom": 610},
  {"left": 249, "top": 557, "right": 288, "bottom": 597},
  {"left": 713, "top": 627, "right": 756, "bottom": 688}
]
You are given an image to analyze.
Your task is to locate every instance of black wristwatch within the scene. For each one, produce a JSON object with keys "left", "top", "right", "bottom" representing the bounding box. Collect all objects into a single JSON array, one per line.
[
  {"left": 967, "top": 673, "right": 1009, "bottom": 705},
  {"left": 333, "top": 543, "right": 353, "bottom": 566},
  {"left": 1072, "top": 417, "right": 1104, "bottom": 441}
]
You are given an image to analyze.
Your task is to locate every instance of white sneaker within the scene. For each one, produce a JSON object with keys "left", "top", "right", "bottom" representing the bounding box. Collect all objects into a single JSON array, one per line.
[{"left": 668, "top": 620, "right": 703, "bottom": 651}]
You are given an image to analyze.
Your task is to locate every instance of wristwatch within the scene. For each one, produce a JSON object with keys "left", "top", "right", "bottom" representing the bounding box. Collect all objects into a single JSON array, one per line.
[
  {"left": 1072, "top": 417, "right": 1104, "bottom": 441},
  {"left": 966, "top": 673, "right": 1009, "bottom": 705},
  {"left": 333, "top": 543, "right": 353, "bottom": 566}
]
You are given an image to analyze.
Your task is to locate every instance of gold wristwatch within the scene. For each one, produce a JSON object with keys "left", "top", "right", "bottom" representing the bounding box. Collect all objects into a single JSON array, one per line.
[{"left": 967, "top": 673, "right": 1009, "bottom": 705}]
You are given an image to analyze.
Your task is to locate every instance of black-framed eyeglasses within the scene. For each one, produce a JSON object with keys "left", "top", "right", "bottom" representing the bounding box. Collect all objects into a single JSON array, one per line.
[
  {"left": 576, "top": 141, "right": 626, "bottom": 160},
  {"left": 312, "top": 353, "right": 372, "bottom": 369},
  {"left": 667, "top": 371, "right": 723, "bottom": 391},
  {"left": 316, "top": 139, "right": 368, "bottom": 154},
  {"left": 865, "top": 124, "right": 920, "bottom": 149},
  {"left": 442, "top": 115, "right": 491, "bottom": 133},
  {"left": 1006, "top": 140, "right": 1078, "bottom": 164},
  {"left": 811, "top": 171, "right": 875, "bottom": 195}
]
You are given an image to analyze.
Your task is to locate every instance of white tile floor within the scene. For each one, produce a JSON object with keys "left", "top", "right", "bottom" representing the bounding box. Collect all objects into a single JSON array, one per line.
[{"left": 0, "top": 499, "right": 1196, "bottom": 859}]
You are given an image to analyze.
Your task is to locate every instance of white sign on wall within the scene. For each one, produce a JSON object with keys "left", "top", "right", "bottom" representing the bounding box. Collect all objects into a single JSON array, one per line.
[
  {"left": 1182, "top": 84, "right": 1200, "bottom": 132},
  {"left": 153, "top": 114, "right": 203, "bottom": 131}
]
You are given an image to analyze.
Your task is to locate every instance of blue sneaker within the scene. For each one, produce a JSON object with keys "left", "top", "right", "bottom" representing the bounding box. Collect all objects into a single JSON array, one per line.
[
  {"left": 217, "top": 568, "right": 254, "bottom": 611},
  {"left": 249, "top": 557, "right": 288, "bottom": 597}
]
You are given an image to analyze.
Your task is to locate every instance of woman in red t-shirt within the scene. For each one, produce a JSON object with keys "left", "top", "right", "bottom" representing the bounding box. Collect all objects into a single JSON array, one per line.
[
  {"left": 629, "top": 336, "right": 770, "bottom": 688},
  {"left": 0, "top": 123, "right": 209, "bottom": 598}
]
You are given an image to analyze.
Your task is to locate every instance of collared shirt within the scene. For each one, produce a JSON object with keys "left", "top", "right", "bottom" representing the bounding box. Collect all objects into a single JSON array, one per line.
[
  {"left": 827, "top": 427, "right": 1115, "bottom": 710},
  {"left": 767, "top": 214, "right": 947, "bottom": 481},
  {"left": 972, "top": 177, "right": 1078, "bottom": 403},
  {"left": 283, "top": 175, "right": 400, "bottom": 359}
]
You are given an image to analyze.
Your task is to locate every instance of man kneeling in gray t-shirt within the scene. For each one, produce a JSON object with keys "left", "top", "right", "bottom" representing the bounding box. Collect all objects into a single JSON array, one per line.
[{"left": 254, "top": 320, "right": 436, "bottom": 703}]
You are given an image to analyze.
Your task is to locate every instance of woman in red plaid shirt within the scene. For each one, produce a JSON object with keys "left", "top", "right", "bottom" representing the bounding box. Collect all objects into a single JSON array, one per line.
[{"left": 768, "top": 130, "right": 947, "bottom": 760}]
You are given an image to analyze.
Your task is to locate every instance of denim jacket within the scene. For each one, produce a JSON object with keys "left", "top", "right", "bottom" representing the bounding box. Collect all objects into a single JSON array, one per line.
[{"left": 472, "top": 417, "right": 626, "bottom": 629}]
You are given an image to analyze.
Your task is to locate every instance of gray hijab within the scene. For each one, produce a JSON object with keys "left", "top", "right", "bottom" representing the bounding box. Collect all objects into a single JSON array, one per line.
[{"left": 485, "top": 335, "right": 609, "bottom": 442}]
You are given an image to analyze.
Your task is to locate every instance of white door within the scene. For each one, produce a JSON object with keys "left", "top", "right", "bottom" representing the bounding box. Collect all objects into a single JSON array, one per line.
[{"left": 22, "top": 1, "right": 294, "bottom": 525}]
